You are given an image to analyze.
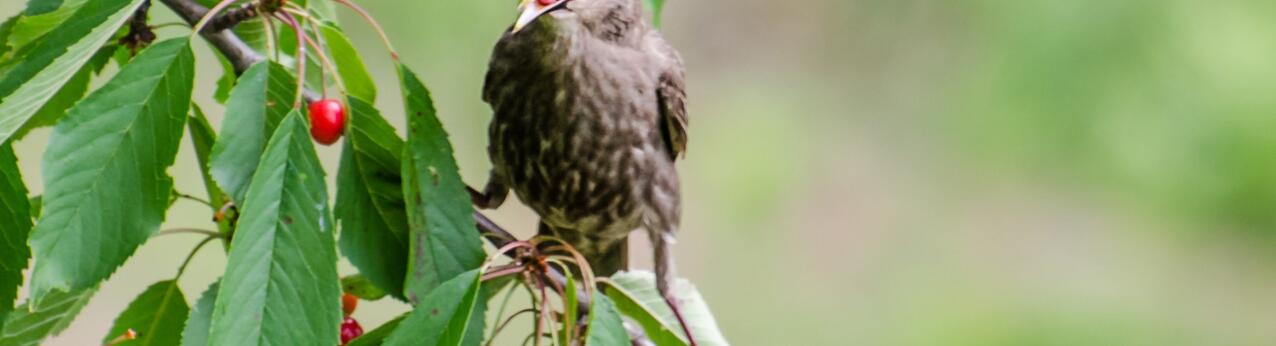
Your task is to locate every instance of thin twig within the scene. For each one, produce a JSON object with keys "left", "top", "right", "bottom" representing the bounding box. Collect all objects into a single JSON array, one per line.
[
  {"left": 481, "top": 263, "right": 526, "bottom": 282},
  {"left": 174, "top": 192, "right": 214, "bottom": 207},
  {"left": 487, "top": 282, "right": 522, "bottom": 344},
  {"left": 157, "top": 228, "right": 223, "bottom": 238},
  {"left": 330, "top": 0, "right": 397, "bottom": 60},
  {"left": 190, "top": 0, "right": 238, "bottom": 34},
  {"left": 150, "top": 22, "right": 191, "bottom": 30},
  {"left": 176, "top": 236, "right": 218, "bottom": 278},
  {"left": 486, "top": 308, "right": 537, "bottom": 346},
  {"left": 262, "top": 14, "right": 279, "bottom": 61},
  {"left": 534, "top": 279, "right": 546, "bottom": 346},
  {"left": 284, "top": 8, "right": 343, "bottom": 98},
  {"left": 207, "top": 2, "right": 258, "bottom": 33},
  {"left": 274, "top": 12, "right": 306, "bottom": 108}
]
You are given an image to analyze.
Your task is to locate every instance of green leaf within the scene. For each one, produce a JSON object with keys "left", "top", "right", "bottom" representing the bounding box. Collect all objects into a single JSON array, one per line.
[
  {"left": 103, "top": 280, "right": 189, "bottom": 346},
  {"left": 23, "top": 0, "right": 70, "bottom": 16},
  {"left": 643, "top": 0, "right": 665, "bottom": 27},
  {"left": 275, "top": 30, "right": 327, "bottom": 97},
  {"left": 0, "top": 0, "right": 144, "bottom": 145},
  {"left": 208, "top": 111, "right": 341, "bottom": 346},
  {"left": 210, "top": 52, "right": 235, "bottom": 104},
  {"left": 11, "top": 61, "right": 90, "bottom": 140},
  {"left": 482, "top": 274, "right": 515, "bottom": 303},
  {"left": 346, "top": 314, "right": 406, "bottom": 346},
  {"left": 301, "top": 0, "right": 340, "bottom": 23},
  {"left": 461, "top": 286, "right": 489, "bottom": 346},
  {"left": 396, "top": 63, "right": 484, "bottom": 301},
  {"left": 0, "top": 287, "right": 96, "bottom": 346},
  {"left": 27, "top": 38, "right": 194, "bottom": 299},
  {"left": 602, "top": 271, "right": 729, "bottom": 346},
  {"left": 7, "top": 0, "right": 89, "bottom": 50},
  {"left": 208, "top": 61, "right": 296, "bottom": 204},
  {"left": 180, "top": 280, "right": 218, "bottom": 346},
  {"left": 341, "top": 274, "right": 389, "bottom": 301},
  {"left": 0, "top": 17, "right": 16, "bottom": 61},
  {"left": 0, "top": 145, "right": 31, "bottom": 332},
  {"left": 319, "top": 24, "right": 376, "bottom": 102},
  {"left": 337, "top": 97, "right": 409, "bottom": 301},
  {"left": 585, "top": 293, "right": 628, "bottom": 346},
  {"left": 25, "top": 196, "right": 39, "bottom": 221},
  {"left": 383, "top": 269, "right": 484, "bottom": 346},
  {"left": 10, "top": 43, "right": 116, "bottom": 141},
  {"left": 188, "top": 104, "right": 227, "bottom": 208}
]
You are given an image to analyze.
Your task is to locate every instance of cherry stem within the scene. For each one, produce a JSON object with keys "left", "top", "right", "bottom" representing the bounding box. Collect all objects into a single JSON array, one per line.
[
  {"left": 281, "top": 8, "right": 344, "bottom": 98},
  {"left": 275, "top": 12, "right": 307, "bottom": 108},
  {"left": 176, "top": 236, "right": 217, "bottom": 278},
  {"left": 158, "top": 228, "right": 223, "bottom": 238},
  {"left": 535, "top": 279, "right": 547, "bottom": 346},
  {"left": 486, "top": 308, "right": 538, "bottom": 346},
  {"left": 540, "top": 241, "right": 595, "bottom": 292},
  {"left": 173, "top": 192, "right": 213, "bottom": 207},
  {"left": 189, "top": 0, "right": 239, "bottom": 36},
  {"left": 150, "top": 22, "right": 190, "bottom": 30},
  {"left": 330, "top": 0, "right": 398, "bottom": 61},
  {"left": 481, "top": 263, "right": 526, "bottom": 282},
  {"left": 262, "top": 14, "right": 280, "bottom": 61},
  {"left": 486, "top": 282, "right": 523, "bottom": 344}
]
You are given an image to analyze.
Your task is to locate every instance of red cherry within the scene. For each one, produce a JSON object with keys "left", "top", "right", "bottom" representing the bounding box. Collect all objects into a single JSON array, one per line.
[
  {"left": 341, "top": 293, "right": 358, "bottom": 316},
  {"left": 307, "top": 99, "right": 346, "bottom": 145},
  {"left": 537, "top": 0, "right": 557, "bottom": 6},
  {"left": 340, "top": 316, "right": 364, "bottom": 345}
]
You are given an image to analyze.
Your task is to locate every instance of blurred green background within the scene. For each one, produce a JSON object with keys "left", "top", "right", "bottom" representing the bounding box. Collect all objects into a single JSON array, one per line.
[{"left": 6, "top": 0, "right": 1276, "bottom": 344}]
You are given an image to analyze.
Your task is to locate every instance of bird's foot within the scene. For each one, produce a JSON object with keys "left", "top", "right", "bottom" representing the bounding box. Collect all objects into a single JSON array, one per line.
[{"left": 663, "top": 291, "right": 698, "bottom": 346}]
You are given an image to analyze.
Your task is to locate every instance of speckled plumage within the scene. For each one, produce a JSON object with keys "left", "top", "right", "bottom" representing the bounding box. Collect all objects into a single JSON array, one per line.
[{"left": 478, "top": 0, "right": 687, "bottom": 293}]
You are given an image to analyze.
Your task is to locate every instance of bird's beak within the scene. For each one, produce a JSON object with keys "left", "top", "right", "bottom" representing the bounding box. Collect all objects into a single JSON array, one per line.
[{"left": 512, "top": 0, "right": 560, "bottom": 33}]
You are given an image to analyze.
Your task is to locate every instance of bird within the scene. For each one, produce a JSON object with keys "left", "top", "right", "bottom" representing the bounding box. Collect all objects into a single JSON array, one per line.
[{"left": 474, "top": 0, "right": 688, "bottom": 299}]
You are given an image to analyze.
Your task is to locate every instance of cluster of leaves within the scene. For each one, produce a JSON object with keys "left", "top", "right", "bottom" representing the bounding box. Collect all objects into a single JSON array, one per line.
[{"left": 0, "top": 0, "right": 723, "bottom": 345}]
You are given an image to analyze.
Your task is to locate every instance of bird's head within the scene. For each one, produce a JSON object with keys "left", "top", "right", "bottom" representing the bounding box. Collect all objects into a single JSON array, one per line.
[
  {"left": 511, "top": 0, "right": 644, "bottom": 38},
  {"left": 512, "top": 0, "right": 569, "bottom": 33}
]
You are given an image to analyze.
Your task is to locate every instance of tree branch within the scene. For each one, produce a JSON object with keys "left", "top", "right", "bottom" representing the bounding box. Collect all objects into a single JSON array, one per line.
[
  {"left": 207, "top": 3, "right": 260, "bottom": 33},
  {"left": 159, "top": 0, "right": 263, "bottom": 73},
  {"left": 158, "top": 0, "right": 646, "bottom": 343},
  {"left": 159, "top": 0, "right": 318, "bottom": 101}
]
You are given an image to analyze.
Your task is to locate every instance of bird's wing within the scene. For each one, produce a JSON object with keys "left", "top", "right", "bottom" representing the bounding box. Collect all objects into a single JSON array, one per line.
[{"left": 652, "top": 36, "right": 688, "bottom": 161}]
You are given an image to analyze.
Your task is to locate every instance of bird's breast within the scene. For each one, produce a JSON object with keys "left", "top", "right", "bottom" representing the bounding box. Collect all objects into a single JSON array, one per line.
[{"left": 484, "top": 35, "right": 666, "bottom": 235}]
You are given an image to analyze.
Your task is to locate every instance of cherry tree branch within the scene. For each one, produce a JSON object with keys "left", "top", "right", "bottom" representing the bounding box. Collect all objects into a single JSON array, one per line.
[
  {"left": 159, "top": 0, "right": 262, "bottom": 73},
  {"left": 159, "top": 0, "right": 318, "bottom": 101}
]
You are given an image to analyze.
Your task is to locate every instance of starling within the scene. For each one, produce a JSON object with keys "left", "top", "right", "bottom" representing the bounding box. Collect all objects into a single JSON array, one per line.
[{"left": 476, "top": 0, "right": 688, "bottom": 297}]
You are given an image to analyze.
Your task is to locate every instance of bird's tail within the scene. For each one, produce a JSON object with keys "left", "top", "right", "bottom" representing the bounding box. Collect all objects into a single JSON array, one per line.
[{"left": 590, "top": 238, "right": 628, "bottom": 277}]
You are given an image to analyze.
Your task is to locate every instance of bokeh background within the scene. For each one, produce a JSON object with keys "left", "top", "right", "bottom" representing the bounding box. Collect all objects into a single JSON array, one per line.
[{"left": 5, "top": 0, "right": 1276, "bottom": 344}]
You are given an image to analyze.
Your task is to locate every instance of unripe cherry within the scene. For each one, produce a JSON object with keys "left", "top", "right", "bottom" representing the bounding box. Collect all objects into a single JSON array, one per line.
[
  {"left": 342, "top": 292, "right": 358, "bottom": 316},
  {"left": 308, "top": 99, "right": 346, "bottom": 145}
]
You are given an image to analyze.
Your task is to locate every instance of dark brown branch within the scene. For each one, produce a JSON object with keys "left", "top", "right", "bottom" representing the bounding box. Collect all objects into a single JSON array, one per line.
[
  {"left": 475, "top": 212, "right": 589, "bottom": 311},
  {"left": 159, "top": 0, "right": 262, "bottom": 73},
  {"left": 207, "top": 2, "right": 259, "bottom": 33},
  {"left": 158, "top": 0, "right": 318, "bottom": 101}
]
